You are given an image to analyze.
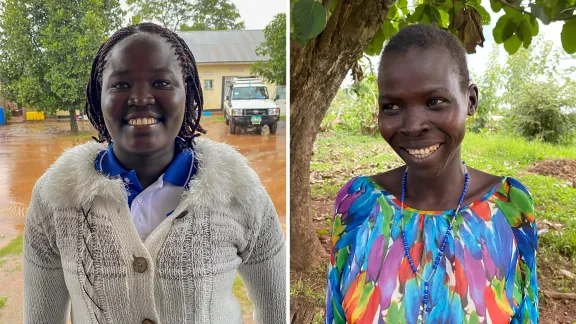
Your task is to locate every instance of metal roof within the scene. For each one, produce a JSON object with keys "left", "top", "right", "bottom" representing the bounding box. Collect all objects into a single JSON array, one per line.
[{"left": 176, "top": 30, "right": 269, "bottom": 64}]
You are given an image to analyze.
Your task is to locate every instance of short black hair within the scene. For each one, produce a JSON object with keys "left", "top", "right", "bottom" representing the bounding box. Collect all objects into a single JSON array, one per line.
[
  {"left": 380, "top": 24, "right": 470, "bottom": 90},
  {"left": 86, "top": 22, "right": 205, "bottom": 149}
]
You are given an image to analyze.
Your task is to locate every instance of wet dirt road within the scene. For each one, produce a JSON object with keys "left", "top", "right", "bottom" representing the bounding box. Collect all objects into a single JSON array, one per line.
[{"left": 0, "top": 116, "right": 286, "bottom": 322}]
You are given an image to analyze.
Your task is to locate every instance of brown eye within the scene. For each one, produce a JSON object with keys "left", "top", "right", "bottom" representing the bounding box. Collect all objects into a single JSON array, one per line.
[
  {"left": 112, "top": 82, "right": 129, "bottom": 89},
  {"left": 427, "top": 98, "right": 446, "bottom": 106},
  {"left": 153, "top": 80, "right": 170, "bottom": 88},
  {"left": 382, "top": 104, "right": 401, "bottom": 111}
]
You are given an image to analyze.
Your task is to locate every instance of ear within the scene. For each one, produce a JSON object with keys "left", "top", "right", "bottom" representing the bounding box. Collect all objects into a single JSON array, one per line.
[{"left": 467, "top": 84, "right": 479, "bottom": 116}]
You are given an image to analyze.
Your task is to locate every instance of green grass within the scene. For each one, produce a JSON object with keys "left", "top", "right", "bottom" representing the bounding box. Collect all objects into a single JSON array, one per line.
[
  {"left": 0, "top": 296, "right": 6, "bottom": 308},
  {"left": 205, "top": 115, "right": 226, "bottom": 122},
  {"left": 232, "top": 274, "right": 253, "bottom": 317},
  {"left": 55, "top": 132, "right": 96, "bottom": 141},
  {"left": 0, "top": 235, "right": 23, "bottom": 259}
]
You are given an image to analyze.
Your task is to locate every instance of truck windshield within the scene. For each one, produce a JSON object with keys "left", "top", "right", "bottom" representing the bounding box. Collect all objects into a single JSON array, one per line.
[{"left": 232, "top": 87, "right": 269, "bottom": 100}]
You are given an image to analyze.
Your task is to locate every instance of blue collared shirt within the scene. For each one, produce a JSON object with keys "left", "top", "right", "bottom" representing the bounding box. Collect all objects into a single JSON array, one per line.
[{"left": 94, "top": 139, "right": 198, "bottom": 240}]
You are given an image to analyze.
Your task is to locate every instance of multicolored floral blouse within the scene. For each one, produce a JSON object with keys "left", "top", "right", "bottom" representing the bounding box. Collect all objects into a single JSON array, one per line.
[{"left": 325, "top": 176, "right": 538, "bottom": 324}]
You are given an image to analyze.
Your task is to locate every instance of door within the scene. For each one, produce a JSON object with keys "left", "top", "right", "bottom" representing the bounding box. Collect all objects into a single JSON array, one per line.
[{"left": 221, "top": 76, "right": 240, "bottom": 110}]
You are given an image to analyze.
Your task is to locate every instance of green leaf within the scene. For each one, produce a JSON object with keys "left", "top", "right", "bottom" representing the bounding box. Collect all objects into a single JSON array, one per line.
[
  {"left": 382, "top": 19, "right": 398, "bottom": 38},
  {"left": 493, "top": 15, "right": 508, "bottom": 44},
  {"left": 502, "top": 19, "right": 518, "bottom": 42},
  {"left": 490, "top": 0, "right": 502, "bottom": 12},
  {"left": 468, "top": 3, "right": 491, "bottom": 25},
  {"left": 409, "top": 4, "right": 427, "bottom": 23},
  {"left": 131, "top": 14, "right": 141, "bottom": 25},
  {"left": 523, "top": 33, "right": 532, "bottom": 48},
  {"left": 398, "top": 0, "right": 409, "bottom": 15},
  {"left": 529, "top": 15, "right": 539, "bottom": 36},
  {"left": 439, "top": 9, "right": 450, "bottom": 29},
  {"left": 504, "top": 34, "right": 522, "bottom": 55},
  {"left": 365, "top": 25, "right": 386, "bottom": 56},
  {"left": 529, "top": 3, "right": 551, "bottom": 25},
  {"left": 425, "top": 5, "right": 441, "bottom": 24},
  {"left": 291, "top": 0, "right": 327, "bottom": 44},
  {"left": 561, "top": 17, "right": 576, "bottom": 54},
  {"left": 387, "top": 4, "right": 398, "bottom": 20},
  {"left": 517, "top": 19, "right": 532, "bottom": 43}
]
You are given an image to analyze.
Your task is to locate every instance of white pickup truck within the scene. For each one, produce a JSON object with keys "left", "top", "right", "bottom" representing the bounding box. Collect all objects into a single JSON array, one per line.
[{"left": 223, "top": 77, "right": 280, "bottom": 134}]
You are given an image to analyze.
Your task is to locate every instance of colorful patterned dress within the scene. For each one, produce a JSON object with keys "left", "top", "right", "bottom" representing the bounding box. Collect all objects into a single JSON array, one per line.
[{"left": 325, "top": 176, "right": 538, "bottom": 324}]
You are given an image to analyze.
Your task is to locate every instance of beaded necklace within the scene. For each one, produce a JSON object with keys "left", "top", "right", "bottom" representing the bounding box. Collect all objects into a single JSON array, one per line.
[{"left": 400, "top": 161, "right": 469, "bottom": 323}]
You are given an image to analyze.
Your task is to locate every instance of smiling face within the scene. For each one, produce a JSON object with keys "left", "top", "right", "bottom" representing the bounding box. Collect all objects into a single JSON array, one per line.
[
  {"left": 377, "top": 47, "right": 478, "bottom": 178},
  {"left": 100, "top": 33, "right": 186, "bottom": 155}
]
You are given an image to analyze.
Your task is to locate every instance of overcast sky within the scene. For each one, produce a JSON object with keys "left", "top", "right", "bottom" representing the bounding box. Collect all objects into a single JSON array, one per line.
[
  {"left": 120, "top": 0, "right": 285, "bottom": 30},
  {"left": 230, "top": 0, "right": 286, "bottom": 29}
]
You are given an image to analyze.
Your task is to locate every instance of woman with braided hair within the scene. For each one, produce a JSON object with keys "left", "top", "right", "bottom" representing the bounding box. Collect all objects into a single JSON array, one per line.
[{"left": 23, "top": 23, "right": 286, "bottom": 324}]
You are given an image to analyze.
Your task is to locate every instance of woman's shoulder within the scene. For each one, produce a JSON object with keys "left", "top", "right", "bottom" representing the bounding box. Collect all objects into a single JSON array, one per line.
[
  {"left": 335, "top": 176, "right": 374, "bottom": 201},
  {"left": 30, "top": 141, "right": 111, "bottom": 209},
  {"left": 184, "top": 137, "right": 269, "bottom": 209},
  {"left": 492, "top": 176, "right": 535, "bottom": 227},
  {"left": 336, "top": 167, "right": 403, "bottom": 199},
  {"left": 333, "top": 175, "right": 387, "bottom": 225}
]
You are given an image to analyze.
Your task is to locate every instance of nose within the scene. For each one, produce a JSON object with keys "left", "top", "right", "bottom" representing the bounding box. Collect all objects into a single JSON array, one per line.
[
  {"left": 400, "top": 107, "right": 429, "bottom": 136},
  {"left": 127, "top": 86, "right": 155, "bottom": 107}
]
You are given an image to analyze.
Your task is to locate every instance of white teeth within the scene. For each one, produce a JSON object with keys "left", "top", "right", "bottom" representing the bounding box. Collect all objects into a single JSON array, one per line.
[
  {"left": 128, "top": 118, "right": 158, "bottom": 126},
  {"left": 406, "top": 144, "right": 441, "bottom": 158}
]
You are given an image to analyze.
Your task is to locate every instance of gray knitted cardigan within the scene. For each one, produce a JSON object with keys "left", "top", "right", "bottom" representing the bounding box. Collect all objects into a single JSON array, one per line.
[{"left": 23, "top": 138, "right": 286, "bottom": 324}]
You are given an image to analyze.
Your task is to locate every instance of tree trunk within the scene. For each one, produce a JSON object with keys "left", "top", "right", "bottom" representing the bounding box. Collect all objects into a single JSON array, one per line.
[
  {"left": 290, "top": 0, "right": 392, "bottom": 271},
  {"left": 69, "top": 108, "right": 78, "bottom": 134}
]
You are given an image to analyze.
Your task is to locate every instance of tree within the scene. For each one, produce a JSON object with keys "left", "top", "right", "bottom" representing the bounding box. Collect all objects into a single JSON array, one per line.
[
  {"left": 289, "top": 0, "right": 576, "bottom": 271},
  {"left": 469, "top": 46, "right": 503, "bottom": 132},
  {"left": 251, "top": 13, "right": 287, "bottom": 85},
  {"left": 128, "top": 0, "right": 244, "bottom": 31},
  {"left": 0, "top": 0, "right": 124, "bottom": 133}
]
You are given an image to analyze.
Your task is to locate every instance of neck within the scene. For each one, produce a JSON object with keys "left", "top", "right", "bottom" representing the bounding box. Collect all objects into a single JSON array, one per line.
[
  {"left": 113, "top": 143, "right": 175, "bottom": 189},
  {"left": 405, "top": 154, "right": 466, "bottom": 209}
]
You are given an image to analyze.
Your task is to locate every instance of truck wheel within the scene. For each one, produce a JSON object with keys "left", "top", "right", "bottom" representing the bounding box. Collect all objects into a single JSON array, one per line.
[
  {"left": 269, "top": 121, "right": 278, "bottom": 134},
  {"left": 229, "top": 118, "right": 236, "bottom": 134}
]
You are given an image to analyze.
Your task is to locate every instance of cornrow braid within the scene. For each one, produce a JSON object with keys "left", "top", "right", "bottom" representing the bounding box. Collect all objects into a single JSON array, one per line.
[{"left": 85, "top": 22, "right": 206, "bottom": 149}]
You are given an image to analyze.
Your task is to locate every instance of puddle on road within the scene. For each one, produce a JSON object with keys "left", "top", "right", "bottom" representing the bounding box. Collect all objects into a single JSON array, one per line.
[{"left": 0, "top": 118, "right": 286, "bottom": 239}]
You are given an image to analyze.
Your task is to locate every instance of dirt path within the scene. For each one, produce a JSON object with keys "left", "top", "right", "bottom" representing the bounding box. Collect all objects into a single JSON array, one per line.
[{"left": 0, "top": 116, "right": 286, "bottom": 323}]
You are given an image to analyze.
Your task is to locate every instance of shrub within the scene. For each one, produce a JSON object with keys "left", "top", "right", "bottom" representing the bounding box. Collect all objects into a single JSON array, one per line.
[
  {"left": 505, "top": 81, "right": 575, "bottom": 144},
  {"left": 5, "top": 108, "right": 12, "bottom": 122}
]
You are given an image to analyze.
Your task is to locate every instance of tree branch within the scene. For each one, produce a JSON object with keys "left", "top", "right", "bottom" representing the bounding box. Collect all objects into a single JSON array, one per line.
[
  {"left": 541, "top": 290, "right": 576, "bottom": 300},
  {"left": 496, "top": 0, "right": 531, "bottom": 15},
  {"left": 318, "top": 0, "right": 344, "bottom": 51},
  {"left": 497, "top": 0, "right": 576, "bottom": 21}
]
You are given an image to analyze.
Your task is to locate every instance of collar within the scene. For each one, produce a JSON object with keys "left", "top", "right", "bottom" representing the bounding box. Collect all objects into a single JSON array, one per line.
[
  {"left": 40, "top": 137, "right": 263, "bottom": 211},
  {"left": 94, "top": 138, "right": 197, "bottom": 189}
]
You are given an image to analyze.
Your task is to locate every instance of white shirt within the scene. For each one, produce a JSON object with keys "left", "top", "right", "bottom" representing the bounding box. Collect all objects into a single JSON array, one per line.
[{"left": 126, "top": 174, "right": 185, "bottom": 240}]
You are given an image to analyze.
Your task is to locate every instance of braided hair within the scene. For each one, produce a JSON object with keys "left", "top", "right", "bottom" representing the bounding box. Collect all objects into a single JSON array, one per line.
[{"left": 86, "top": 22, "right": 206, "bottom": 149}]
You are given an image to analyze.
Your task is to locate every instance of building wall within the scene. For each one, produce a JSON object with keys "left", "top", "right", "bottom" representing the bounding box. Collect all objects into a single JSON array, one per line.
[{"left": 197, "top": 63, "right": 276, "bottom": 110}]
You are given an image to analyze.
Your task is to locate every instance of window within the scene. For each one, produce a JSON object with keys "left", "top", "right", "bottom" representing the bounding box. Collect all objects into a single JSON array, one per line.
[
  {"left": 204, "top": 71, "right": 213, "bottom": 76},
  {"left": 204, "top": 80, "right": 213, "bottom": 90},
  {"left": 275, "top": 86, "right": 286, "bottom": 100},
  {"left": 230, "top": 67, "right": 244, "bottom": 72},
  {"left": 232, "top": 87, "right": 269, "bottom": 100}
]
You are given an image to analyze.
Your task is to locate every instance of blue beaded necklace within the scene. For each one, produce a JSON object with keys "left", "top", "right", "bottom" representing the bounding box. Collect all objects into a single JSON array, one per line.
[{"left": 400, "top": 161, "right": 469, "bottom": 322}]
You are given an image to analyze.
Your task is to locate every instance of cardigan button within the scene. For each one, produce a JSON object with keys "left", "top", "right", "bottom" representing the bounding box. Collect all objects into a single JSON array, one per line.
[
  {"left": 133, "top": 257, "right": 148, "bottom": 273},
  {"left": 142, "top": 319, "right": 154, "bottom": 324}
]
